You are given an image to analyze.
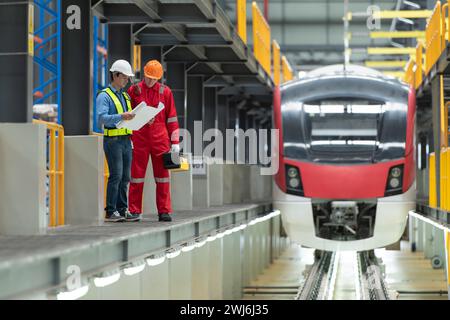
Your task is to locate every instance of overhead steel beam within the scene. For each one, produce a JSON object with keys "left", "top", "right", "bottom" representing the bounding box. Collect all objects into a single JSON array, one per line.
[
  {"left": 193, "top": 0, "right": 216, "bottom": 21},
  {"left": 163, "top": 25, "right": 188, "bottom": 43},
  {"left": 134, "top": 0, "right": 161, "bottom": 21}
]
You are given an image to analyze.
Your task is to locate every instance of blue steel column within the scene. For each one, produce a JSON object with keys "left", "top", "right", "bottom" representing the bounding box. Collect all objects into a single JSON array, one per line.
[
  {"left": 61, "top": 0, "right": 92, "bottom": 135},
  {"left": 0, "top": 0, "right": 34, "bottom": 122}
]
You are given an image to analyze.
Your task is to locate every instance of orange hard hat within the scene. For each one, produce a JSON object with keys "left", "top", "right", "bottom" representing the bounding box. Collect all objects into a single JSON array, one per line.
[{"left": 144, "top": 60, "right": 163, "bottom": 80}]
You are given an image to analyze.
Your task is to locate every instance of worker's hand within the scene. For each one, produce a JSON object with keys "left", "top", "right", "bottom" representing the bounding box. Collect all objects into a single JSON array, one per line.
[
  {"left": 132, "top": 83, "right": 142, "bottom": 95},
  {"left": 121, "top": 112, "right": 135, "bottom": 121},
  {"left": 170, "top": 144, "right": 180, "bottom": 153}
]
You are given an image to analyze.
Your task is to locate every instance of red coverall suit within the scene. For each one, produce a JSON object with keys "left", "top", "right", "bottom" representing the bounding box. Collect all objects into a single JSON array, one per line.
[{"left": 128, "top": 81, "right": 179, "bottom": 215}]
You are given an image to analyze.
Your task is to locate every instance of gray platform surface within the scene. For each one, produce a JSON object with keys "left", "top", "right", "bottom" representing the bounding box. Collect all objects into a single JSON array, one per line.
[{"left": 0, "top": 202, "right": 272, "bottom": 299}]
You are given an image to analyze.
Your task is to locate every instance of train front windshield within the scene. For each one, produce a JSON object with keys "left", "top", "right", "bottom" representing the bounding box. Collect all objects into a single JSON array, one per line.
[{"left": 283, "top": 97, "right": 407, "bottom": 164}]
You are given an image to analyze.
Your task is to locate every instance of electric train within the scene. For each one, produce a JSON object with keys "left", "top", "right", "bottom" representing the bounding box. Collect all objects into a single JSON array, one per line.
[{"left": 273, "top": 65, "right": 416, "bottom": 251}]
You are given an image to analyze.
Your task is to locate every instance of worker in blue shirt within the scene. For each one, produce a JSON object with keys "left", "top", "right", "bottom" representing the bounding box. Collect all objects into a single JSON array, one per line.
[{"left": 97, "top": 59, "right": 141, "bottom": 222}]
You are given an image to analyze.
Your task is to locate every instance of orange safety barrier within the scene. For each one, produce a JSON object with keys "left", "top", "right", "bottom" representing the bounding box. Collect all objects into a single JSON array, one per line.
[
  {"left": 252, "top": 2, "right": 271, "bottom": 76},
  {"left": 425, "top": 1, "right": 443, "bottom": 75},
  {"left": 281, "top": 55, "right": 293, "bottom": 83},
  {"left": 272, "top": 40, "right": 281, "bottom": 86},
  {"left": 33, "top": 120, "right": 65, "bottom": 227}
]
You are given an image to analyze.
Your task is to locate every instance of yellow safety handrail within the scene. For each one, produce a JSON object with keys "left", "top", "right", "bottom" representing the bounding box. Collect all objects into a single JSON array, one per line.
[
  {"left": 441, "top": 4, "right": 448, "bottom": 46},
  {"left": 415, "top": 42, "right": 424, "bottom": 89},
  {"left": 236, "top": 0, "right": 247, "bottom": 44},
  {"left": 33, "top": 119, "right": 65, "bottom": 227},
  {"left": 425, "top": 1, "right": 442, "bottom": 75},
  {"left": 252, "top": 1, "right": 271, "bottom": 76},
  {"left": 430, "top": 152, "right": 437, "bottom": 208},
  {"left": 272, "top": 40, "right": 281, "bottom": 86},
  {"left": 404, "top": 58, "right": 415, "bottom": 87},
  {"left": 281, "top": 55, "right": 293, "bottom": 83},
  {"left": 442, "top": 101, "right": 450, "bottom": 211}
]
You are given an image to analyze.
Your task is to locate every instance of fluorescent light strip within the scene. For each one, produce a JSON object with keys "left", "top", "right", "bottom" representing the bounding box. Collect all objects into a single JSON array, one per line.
[
  {"left": 146, "top": 255, "right": 166, "bottom": 266},
  {"left": 94, "top": 272, "right": 121, "bottom": 287},
  {"left": 181, "top": 243, "right": 196, "bottom": 252},
  {"left": 123, "top": 263, "right": 146, "bottom": 276},
  {"left": 166, "top": 249, "right": 181, "bottom": 259},
  {"left": 57, "top": 285, "right": 89, "bottom": 300}
]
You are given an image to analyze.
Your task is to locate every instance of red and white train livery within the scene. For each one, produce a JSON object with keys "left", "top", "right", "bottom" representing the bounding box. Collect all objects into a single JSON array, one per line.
[{"left": 273, "top": 65, "right": 416, "bottom": 251}]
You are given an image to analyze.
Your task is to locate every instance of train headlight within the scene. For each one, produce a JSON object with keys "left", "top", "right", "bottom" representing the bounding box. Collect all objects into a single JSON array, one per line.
[
  {"left": 390, "top": 167, "right": 401, "bottom": 178},
  {"left": 285, "top": 165, "right": 304, "bottom": 196},
  {"left": 289, "top": 178, "right": 300, "bottom": 188},
  {"left": 389, "top": 178, "right": 400, "bottom": 189},
  {"left": 287, "top": 168, "right": 298, "bottom": 178},
  {"left": 385, "top": 165, "right": 404, "bottom": 196}
]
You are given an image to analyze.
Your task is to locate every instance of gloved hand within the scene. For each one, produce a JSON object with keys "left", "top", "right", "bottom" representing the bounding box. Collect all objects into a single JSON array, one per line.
[
  {"left": 158, "top": 102, "right": 165, "bottom": 109},
  {"left": 170, "top": 144, "right": 180, "bottom": 153}
]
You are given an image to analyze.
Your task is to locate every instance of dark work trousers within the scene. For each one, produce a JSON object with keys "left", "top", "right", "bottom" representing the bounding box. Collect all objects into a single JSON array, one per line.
[{"left": 103, "top": 135, "right": 132, "bottom": 215}]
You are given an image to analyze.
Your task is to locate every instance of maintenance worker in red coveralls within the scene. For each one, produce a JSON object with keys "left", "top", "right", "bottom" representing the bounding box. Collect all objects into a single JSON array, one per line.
[{"left": 127, "top": 60, "right": 180, "bottom": 222}]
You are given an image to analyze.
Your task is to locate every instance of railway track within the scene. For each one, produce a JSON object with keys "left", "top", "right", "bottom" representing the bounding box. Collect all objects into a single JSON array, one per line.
[{"left": 297, "top": 250, "right": 391, "bottom": 300}]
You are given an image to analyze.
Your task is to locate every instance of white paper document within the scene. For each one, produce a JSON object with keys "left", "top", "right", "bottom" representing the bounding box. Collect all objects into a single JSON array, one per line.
[{"left": 116, "top": 101, "right": 164, "bottom": 131}]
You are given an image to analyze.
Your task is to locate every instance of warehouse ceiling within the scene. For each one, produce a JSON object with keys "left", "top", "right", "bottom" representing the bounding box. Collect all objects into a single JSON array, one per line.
[{"left": 220, "top": 0, "right": 430, "bottom": 73}]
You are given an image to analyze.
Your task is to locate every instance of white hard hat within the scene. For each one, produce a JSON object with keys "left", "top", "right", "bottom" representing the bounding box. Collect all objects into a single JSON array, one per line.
[{"left": 110, "top": 59, "right": 134, "bottom": 77}]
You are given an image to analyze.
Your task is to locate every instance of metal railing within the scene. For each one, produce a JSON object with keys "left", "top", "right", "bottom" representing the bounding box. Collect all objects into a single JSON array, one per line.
[
  {"left": 252, "top": 1, "right": 271, "bottom": 77},
  {"left": 281, "top": 55, "right": 294, "bottom": 83},
  {"left": 415, "top": 42, "right": 424, "bottom": 89},
  {"left": 425, "top": 1, "right": 443, "bottom": 75},
  {"left": 236, "top": 0, "right": 247, "bottom": 44},
  {"left": 404, "top": 58, "right": 415, "bottom": 87},
  {"left": 430, "top": 152, "right": 437, "bottom": 208},
  {"left": 33, "top": 119, "right": 65, "bottom": 227}
]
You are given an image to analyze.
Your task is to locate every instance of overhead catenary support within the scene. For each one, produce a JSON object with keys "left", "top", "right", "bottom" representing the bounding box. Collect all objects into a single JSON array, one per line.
[
  {"left": 0, "top": 0, "right": 34, "bottom": 123},
  {"left": 61, "top": 0, "right": 92, "bottom": 135}
]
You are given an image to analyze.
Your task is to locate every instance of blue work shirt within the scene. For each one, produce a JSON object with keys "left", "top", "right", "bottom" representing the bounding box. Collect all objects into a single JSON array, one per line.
[{"left": 96, "top": 85, "right": 127, "bottom": 130}]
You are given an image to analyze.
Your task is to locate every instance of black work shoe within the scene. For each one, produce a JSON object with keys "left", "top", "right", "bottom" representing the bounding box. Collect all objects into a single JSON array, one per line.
[
  {"left": 120, "top": 209, "right": 142, "bottom": 222},
  {"left": 158, "top": 213, "right": 172, "bottom": 222},
  {"left": 105, "top": 211, "right": 126, "bottom": 222}
]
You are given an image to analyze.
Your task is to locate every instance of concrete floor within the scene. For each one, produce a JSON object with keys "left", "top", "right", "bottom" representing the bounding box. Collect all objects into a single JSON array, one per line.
[
  {"left": 243, "top": 241, "right": 448, "bottom": 300},
  {"left": 376, "top": 241, "right": 448, "bottom": 300},
  {"left": 242, "top": 244, "right": 312, "bottom": 300}
]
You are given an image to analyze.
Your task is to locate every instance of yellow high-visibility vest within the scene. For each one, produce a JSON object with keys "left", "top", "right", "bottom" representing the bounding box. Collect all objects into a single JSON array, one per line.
[{"left": 102, "top": 87, "right": 132, "bottom": 137}]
